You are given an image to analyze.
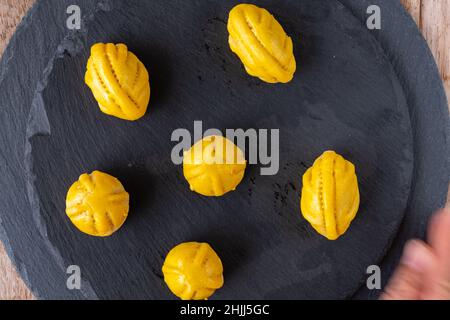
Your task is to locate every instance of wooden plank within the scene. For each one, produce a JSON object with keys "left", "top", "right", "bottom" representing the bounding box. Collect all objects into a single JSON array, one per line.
[
  {"left": 400, "top": 0, "right": 421, "bottom": 25},
  {"left": 420, "top": 0, "right": 450, "bottom": 107},
  {"left": 0, "top": 0, "right": 34, "bottom": 55},
  {"left": 0, "top": 245, "right": 34, "bottom": 299}
]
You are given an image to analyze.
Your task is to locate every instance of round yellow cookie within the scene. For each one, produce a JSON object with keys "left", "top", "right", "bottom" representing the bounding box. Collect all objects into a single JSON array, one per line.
[
  {"left": 300, "top": 151, "right": 360, "bottom": 240},
  {"left": 65, "top": 171, "right": 129, "bottom": 237},
  {"left": 162, "top": 242, "right": 224, "bottom": 300},
  {"left": 183, "top": 135, "right": 246, "bottom": 197},
  {"left": 85, "top": 43, "right": 150, "bottom": 121},
  {"left": 227, "top": 3, "right": 296, "bottom": 83}
]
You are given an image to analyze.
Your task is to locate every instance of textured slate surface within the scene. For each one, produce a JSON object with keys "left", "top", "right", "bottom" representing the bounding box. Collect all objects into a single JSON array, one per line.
[{"left": 0, "top": 0, "right": 448, "bottom": 299}]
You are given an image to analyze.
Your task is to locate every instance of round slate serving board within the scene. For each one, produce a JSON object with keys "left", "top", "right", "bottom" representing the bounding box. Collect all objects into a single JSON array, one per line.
[{"left": 0, "top": 0, "right": 448, "bottom": 299}]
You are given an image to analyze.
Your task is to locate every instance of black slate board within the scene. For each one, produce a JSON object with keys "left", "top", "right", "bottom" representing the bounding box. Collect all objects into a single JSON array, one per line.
[{"left": 0, "top": 0, "right": 448, "bottom": 299}]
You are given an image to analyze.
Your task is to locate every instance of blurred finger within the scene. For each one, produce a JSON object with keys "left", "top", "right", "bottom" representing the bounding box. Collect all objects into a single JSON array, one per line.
[
  {"left": 427, "top": 207, "right": 450, "bottom": 272},
  {"left": 421, "top": 208, "right": 450, "bottom": 299},
  {"left": 381, "top": 240, "right": 434, "bottom": 300}
]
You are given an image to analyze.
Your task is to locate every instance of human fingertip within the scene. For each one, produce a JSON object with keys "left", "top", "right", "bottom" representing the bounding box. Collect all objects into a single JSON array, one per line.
[{"left": 401, "top": 240, "right": 433, "bottom": 272}]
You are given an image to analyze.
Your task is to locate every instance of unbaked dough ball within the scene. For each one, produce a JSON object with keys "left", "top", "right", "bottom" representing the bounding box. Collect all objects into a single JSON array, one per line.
[
  {"left": 85, "top": 43, "right": 150, "bottom": 121},
  {"left": 301, "top": 151, "right": 360, "bottom": 240},
  {"left": 162, "top": 242, "right": 224, "bottom": 300},
  {"left": 227, "top": 4, "right": 296, "bottom": 83},
  {"left": 66, "top": 171, "right": 129, "bottom": 237},
  {"left": 183, "top": 135, "right": 246, "bottom": 196}
]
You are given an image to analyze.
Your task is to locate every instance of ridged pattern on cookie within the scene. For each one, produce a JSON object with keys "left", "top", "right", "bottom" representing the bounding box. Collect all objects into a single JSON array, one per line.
[
  {"left": 301, "top": 151, "right": 360, "bottom": 240},
  {"left": 162, "top": 242, "right": 224, "bottom": 300},
  {"left": 85, "top": 43, "right": 150, "bottom": 121},
  {"left": 228, "top": 4, "right": 296, "bottom": 83},
  {"left": 183, "top": 135, "right": 247, "bottom": 197},
  {"left": 66, "top": 171, "right": 129, "bottom": 237}
]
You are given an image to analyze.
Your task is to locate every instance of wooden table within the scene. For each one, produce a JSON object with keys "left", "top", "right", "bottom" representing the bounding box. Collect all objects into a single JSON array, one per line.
[{"left": 0, "top": 0, "right": 448, "bottom": 300}]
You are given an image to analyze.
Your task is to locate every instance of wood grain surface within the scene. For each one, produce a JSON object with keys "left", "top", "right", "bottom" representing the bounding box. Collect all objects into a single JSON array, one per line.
[{"left": 0, "top": 0, "right": 448, "bottom": 300}]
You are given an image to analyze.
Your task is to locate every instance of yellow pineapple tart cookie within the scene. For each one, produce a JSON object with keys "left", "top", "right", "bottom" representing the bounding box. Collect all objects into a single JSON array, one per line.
[
  {"left": 227, "top": 3, "right": 296, "bottom": 83},
  {"left": 183, "top": 135, "right": 247, "bottom": 197},
  {"left": 300, "top": 151, "right": 360, "bottom": 240},
  {"left": 162, "top": 242, "right": 224, "bottom": 300},
  {"left": 85, "top": 43, "right": 150, "bottom": 121},
  {"left": 66, "top": 171, "right": 129, "bottom": 237}
]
